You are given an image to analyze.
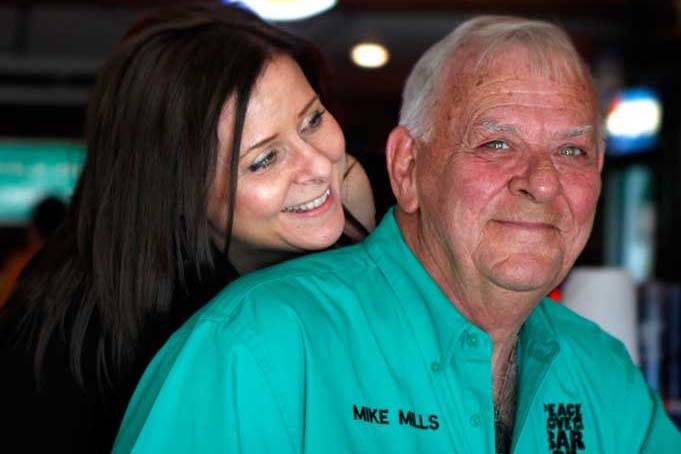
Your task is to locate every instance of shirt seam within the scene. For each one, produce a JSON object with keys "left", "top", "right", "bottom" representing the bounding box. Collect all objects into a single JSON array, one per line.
[{"left": 229, "top": 316, "right": 300, "bottom": 453}]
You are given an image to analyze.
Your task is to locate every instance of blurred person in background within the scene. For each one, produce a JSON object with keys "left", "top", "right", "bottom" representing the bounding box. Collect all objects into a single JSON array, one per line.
[
  {"left": 0, "top": 3, "right": 374, "bottom": 452},
  {"left": 0, "top": 196, "right": 66, "bottom": 307},
  {"left": 116, "top": 15, "right": 680, "bottom": 453}
]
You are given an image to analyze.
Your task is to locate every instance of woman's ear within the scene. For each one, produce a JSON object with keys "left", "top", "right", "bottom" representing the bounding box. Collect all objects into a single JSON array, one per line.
[{"left": 385, "top": 126, "right": 419, "bottom": 213}]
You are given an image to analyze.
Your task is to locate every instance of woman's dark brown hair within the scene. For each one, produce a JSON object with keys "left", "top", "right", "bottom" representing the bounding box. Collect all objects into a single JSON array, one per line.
[{"left": 0, "top": 3, "right": 328, "bottom": 388}]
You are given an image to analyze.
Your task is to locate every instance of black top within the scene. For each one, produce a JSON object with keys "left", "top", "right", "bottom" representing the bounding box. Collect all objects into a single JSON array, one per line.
[
  {"left": 0, "top": 216, "right": 366, "bottom": 452},
  {"left": 0, "top": 255, "right": 235, "bottom": 453}
]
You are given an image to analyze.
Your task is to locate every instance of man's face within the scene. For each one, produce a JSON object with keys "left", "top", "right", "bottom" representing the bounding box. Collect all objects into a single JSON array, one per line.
[{"left": 415, "top": 48, "right": 603, "bottom": 295}]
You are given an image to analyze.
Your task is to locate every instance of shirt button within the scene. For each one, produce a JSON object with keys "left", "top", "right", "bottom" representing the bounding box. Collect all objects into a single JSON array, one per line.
[
  {"left": 547, "top": 341, "right": 559, "bottom": 355},
  {"left": 466, "top": 333, "right": 479, "bottom": 348},
  {"left": 469, "top": 413, "right": 482, "bottom": 427},
  {"left": 533, "top": 341, "right": 559, "bottom": 361},
  {"left": 431, "top": 361, "right": 441, "bottom": 372}
]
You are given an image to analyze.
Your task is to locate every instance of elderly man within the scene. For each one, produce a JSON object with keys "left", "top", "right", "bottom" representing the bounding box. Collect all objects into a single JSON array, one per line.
[{"left": 115, "top": 16, "right": 680, "bottom": 453}]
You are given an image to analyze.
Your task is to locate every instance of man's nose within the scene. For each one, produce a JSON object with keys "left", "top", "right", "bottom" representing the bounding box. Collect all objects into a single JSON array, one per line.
[
  {"left": 508, "top": 153, "right": 561, "bottom": 203},
  {"left": 291, "top": 139, "right": 333, "bottom": 184}
]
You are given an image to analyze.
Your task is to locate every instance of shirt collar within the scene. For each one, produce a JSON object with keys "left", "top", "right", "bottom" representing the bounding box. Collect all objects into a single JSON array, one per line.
[
  {"left": 364, "top": 208, "right": 469, "bottom": 362},
  {"left": 520, "top": 299, "right": 561, "bottom": 362}
]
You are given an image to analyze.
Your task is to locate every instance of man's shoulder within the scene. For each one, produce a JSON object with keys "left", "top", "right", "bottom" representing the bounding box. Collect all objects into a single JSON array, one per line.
[
  {"left": 539, "top": 299, "right": 634, "bottom": 368},
  {"left": 146, "top": 243, "right": 381, "bottom": 397}
]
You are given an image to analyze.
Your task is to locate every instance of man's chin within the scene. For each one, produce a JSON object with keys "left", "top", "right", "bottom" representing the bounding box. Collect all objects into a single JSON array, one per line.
[{"left": 484, "top": 255, "right": 563, "bottom": 294}]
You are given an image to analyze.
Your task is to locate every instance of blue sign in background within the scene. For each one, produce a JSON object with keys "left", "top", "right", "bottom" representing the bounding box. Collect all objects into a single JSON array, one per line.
[{"left": 0, "top": 141, "right": 84, "bottom": 224}]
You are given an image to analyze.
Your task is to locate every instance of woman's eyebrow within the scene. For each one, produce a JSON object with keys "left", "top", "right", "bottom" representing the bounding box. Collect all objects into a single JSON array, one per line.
[
  {"left": 244, "top": 95, "right": 320, "bottom": 154},
  {"left": 298, "top": 95, "right": 319, "bottom": 118},
  {"left": 245, "top": 133, "right": 276, "bottom": 154}
]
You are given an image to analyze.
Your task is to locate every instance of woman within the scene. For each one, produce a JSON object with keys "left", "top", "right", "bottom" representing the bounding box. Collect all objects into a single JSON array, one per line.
[{"left": 0, "top": 4, "right": 374, "bottom": 452}]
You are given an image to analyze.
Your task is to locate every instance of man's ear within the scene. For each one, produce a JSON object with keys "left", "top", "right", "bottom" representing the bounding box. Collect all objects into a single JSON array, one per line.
[
  {"left": 386, "top": 126, "right": 419, "bottom": 213},
  {"left": 597, "top": 145, "right": 605, "bottom": 172}
]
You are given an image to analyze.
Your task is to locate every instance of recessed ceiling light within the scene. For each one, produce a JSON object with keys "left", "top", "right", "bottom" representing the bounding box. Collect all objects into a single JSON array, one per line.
[
  {"left": 227, "top": 0, "right": 337, "bottom": 21},
  {"left": 350, "top": 42, "right": 390, "bottom": 69}
]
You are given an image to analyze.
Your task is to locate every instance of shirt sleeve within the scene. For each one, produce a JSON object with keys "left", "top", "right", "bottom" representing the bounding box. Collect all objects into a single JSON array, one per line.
[
  {"left": 608, "top": 338, "right": 681, "bottom": 452},
  {"left": 113, "top": 317, "right": 300, "bottom": 454},
  {"left": 640, "top": 393, "right": 681, "bottom": 452}
]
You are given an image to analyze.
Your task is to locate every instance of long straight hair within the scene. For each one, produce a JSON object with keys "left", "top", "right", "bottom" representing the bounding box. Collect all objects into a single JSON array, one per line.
[{"left": 0, "top": 3, "right": 328, "bottom": 388}]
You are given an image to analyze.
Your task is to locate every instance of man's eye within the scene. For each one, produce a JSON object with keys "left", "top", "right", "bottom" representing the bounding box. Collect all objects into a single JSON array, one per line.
[
  {"left": 559, "top": 146, "right": 585, "bottom": 157},
  {"left": 484, "top": 140, "right": 509, "bottom": 151},
  {"left": 302, "top": 109, "right": 325, "bottom": 133},
  {"left": 248, "top": 150, "right": 277, "bottom": 172}
]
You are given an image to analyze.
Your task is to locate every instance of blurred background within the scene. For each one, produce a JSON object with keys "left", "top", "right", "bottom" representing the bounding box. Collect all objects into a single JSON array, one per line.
[{"left": 0, "top": 0, "right": 679, "bottom": 425}]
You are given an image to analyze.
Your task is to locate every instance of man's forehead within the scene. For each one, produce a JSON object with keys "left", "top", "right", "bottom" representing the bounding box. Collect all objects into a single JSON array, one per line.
[
  {"left": 442, "top": 80, "right": 599, "bottom": 145},
  {"left": 446, "top": 70, "right": 598, "bottom": 122},
  {"left": 442, "top": 43, "right": 593, "bottom": 96},
  {"left": 431, "top": 45, "right": 599, "bottom": 141},
  {"left": 447, "top": 68, "right": 593, "bottom": 100},
  {"left": 466, "top": 80, "right": 595, "bottom": 109}
]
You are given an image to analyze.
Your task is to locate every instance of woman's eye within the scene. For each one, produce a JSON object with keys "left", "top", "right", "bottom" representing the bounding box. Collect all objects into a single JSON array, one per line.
[
  {"left": 248, "top": 150, "right": 277, "bottom": 172},
  {"left": 302, "top": 109, "right": 325, "bottom": 133},
  {"left": 559, "top": 145, "right": 585, "bottom": 157},
  {"left": 483, "top": 140, "right": 509, "bottom": 151}
]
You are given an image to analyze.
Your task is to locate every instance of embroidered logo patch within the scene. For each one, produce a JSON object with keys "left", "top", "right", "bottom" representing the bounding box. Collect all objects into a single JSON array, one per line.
[{"left": 544, "top": 403, "right": 585, "bottom": 453}]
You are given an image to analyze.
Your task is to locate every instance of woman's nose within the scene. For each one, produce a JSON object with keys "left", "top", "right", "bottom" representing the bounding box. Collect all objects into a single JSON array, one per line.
[{"left": 291, "top": 140, "right": 334, "bottom": 185}]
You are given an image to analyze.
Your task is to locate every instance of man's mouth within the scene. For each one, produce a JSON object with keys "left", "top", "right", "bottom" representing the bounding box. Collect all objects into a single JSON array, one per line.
[
  {"left": 282, "top": 188, "right": 331, "bottom": 213},
  {"left": 498, "top": 220, "right": 555, "bottom": 229}
]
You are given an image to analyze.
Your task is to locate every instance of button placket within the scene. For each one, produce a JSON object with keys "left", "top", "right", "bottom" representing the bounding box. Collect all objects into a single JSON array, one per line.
[{"left": 453, "top": 329, "right": 495, "bottom": 450}]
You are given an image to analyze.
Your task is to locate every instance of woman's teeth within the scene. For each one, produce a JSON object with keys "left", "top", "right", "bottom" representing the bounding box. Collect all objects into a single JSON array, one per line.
[{"left": 283, "top": 189, "right": 331, "bottom": 213}]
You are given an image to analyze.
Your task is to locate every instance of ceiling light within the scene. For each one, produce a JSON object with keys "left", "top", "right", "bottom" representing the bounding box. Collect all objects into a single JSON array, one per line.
[
  {"left": 227, "top": 0, "right": 336, "bottom": 21},
  {"left": 350, "top": 42, "right": 390, "bottom": 69}
]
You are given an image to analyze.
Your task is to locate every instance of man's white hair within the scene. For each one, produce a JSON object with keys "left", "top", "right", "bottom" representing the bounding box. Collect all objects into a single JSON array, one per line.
[{"left": 399, "top": 16, "right": 594, "bottom": 142}]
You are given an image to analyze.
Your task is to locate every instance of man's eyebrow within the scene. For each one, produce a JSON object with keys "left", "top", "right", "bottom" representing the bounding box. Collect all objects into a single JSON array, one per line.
[
  {"left": 298, "top": 95, "right": 319, "bottom": 118},
  {"left": 561, "top": 125, "right": 593, "bottom": 139},
  {"left": 477, "top": 120, "right": 519, "bottom": 134}
]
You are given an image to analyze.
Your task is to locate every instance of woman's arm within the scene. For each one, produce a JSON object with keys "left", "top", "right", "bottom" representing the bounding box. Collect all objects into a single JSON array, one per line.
[{"left": 342, "top": 153, "right": 376, "bottom": 240}]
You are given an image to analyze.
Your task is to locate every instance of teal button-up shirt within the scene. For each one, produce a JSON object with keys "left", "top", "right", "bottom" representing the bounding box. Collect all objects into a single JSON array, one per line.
[{"left": 115, "top": 210, "right": 680, "bottom": 453}]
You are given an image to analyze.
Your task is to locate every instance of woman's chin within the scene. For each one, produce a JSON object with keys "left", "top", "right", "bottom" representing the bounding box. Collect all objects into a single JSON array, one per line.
[{"left": 294, "top": 221, "right": 346, "bottom": 251}]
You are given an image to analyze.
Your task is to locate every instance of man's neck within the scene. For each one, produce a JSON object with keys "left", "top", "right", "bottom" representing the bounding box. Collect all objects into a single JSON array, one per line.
[
  {"left": 395, "top": 208, "right": 554, "bottom": 380},
  {"left": 493, "top": 337, "right": 518, "bottom": 454},
  {"left": 397, "top": 208, "right": 542, "bottom": 449},
  {"left": 397, "top": 209, "right": 541, "bottom": 342}
]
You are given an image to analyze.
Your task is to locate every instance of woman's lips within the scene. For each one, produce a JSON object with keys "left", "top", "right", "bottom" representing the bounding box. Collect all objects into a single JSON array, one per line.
[{"left": 282, "top": 188, "right": 332, "bottom": 214}]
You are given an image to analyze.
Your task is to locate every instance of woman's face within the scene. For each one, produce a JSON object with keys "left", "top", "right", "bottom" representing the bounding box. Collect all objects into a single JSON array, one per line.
[{"left": 209, "top": 55, "right": 346, "bottom": 272}]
